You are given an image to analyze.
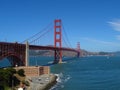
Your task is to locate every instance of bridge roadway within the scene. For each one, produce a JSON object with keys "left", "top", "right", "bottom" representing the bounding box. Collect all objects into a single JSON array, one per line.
[
  {"left": 0, "top": 41, "right": 78, "bottom": 52},
  {"left": 0, "top": 42, "right": 79, "bottom": 66},
  {"left": 30, "top": 45, "right": 78, "bottom": 52}
]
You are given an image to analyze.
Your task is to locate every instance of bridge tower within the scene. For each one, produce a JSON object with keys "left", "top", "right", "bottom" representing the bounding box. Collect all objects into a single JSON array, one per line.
[
  {"left": 77, "top": 42, "right": 80, "bottom": 57},
  {"left": 54, "top": 19, "right": 62, "bottom": 63}
]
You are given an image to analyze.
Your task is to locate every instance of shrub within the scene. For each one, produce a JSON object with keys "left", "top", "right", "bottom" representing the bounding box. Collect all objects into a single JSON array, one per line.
[
  {"left": 22, "top": 81, "right": 30, "bottom": 86},
  {"left": 17, "top": 69, "right": 25, "bottom": 77}
]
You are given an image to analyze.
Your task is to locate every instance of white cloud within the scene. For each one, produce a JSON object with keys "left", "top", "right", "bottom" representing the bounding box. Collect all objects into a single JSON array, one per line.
[
  {"left": 82, "top": 37, "right": 120, "bottom": 47},
  {"left": 116, "top": 35, "right": 120, "bottom": 40},
  {"left": 108, "top": 19, "right": 120, "bottom": 31}
]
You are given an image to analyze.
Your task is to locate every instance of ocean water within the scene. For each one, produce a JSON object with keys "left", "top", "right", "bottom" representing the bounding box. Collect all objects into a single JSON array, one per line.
[
  {"left": 1, "top": 56, "right": 120, "bottom": 90},
  {"left": 50, "top": 56, "right": 120, "bottom": 90}
]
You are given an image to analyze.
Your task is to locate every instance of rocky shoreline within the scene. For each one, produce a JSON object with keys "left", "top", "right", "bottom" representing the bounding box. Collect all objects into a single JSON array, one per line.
[{"left": 26, "top": 74, "right": 57, "bottom": 90}]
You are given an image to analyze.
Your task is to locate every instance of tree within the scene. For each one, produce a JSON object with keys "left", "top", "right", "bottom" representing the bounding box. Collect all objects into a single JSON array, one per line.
[
  {"left": 0, "top": 68, "right": 20, "bottom": 88},
  {"left": 17, "top": 69, "right": 25, "bottom": 77}
]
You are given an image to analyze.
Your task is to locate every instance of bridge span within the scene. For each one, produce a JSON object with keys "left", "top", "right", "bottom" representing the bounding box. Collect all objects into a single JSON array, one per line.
[
  {"left": 0, "top": 19, "right": 80, "bottom": 66},
  {"left": 0, "top": 41, "right": 80, "bottom": 66}
]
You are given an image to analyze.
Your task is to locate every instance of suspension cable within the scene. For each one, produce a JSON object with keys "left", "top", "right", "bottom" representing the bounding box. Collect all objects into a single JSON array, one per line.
[
  {"left": 21, "top": 22, "right": 53, "bottom": 43},
  {"left": 62, "top": 35, "right": 70, "bottom": 48},
  {"left": 62, "top": 23, "right": 73, "bottom": 48},
  {"left": 29, "top": 26, "right": 53, "bottom": 44}
]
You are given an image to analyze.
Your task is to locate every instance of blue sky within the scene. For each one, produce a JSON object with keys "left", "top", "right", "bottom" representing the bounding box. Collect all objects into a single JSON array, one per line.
[{"left": 0, "top": 0, "right": 120, "bottom": 52}]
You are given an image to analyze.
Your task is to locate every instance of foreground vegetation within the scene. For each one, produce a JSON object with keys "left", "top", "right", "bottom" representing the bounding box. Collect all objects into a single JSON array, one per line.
[{"left": 0, "top": 67, "right": 26, "bottom": 90}]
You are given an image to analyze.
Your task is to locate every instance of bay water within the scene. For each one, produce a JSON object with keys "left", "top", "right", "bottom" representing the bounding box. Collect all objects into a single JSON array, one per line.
[
  {"left": 50, "top": 56, "right": 120, "bottom": 90},
  {"left": 1, "top": 56, "right": 120, "bottom": 90}
]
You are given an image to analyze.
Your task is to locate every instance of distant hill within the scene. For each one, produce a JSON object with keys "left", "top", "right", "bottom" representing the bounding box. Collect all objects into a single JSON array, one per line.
[
  {"left": 29, "top": 49, "right": 120, "bottom": 57},
  {"left": 112, "top": 51, "right": 120, "bottom": 56},
  {"left": 80, "top": 49, "right": 119, "bottom": 56}
]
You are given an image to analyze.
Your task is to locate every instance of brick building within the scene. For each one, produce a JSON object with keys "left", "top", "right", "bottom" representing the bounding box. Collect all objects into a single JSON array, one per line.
[{"left": 15, "top": 66, "right": 50, "bottom": 77}]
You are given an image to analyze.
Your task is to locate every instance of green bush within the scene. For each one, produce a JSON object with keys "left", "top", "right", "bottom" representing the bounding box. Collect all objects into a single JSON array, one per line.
[
  {"left": 0, "top": 68, "right": 20, "bottom": 88},
  {"left": 22, "top": 81, "right": 30, "bottom": 86},
  {"left": 17, "top": 69, "right": 25, "bottom": 77}
]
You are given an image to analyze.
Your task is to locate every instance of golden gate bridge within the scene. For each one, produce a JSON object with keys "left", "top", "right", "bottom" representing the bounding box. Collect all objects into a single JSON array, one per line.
[{"left": 0, "top": 19, "right": 80, "bottom": 66}]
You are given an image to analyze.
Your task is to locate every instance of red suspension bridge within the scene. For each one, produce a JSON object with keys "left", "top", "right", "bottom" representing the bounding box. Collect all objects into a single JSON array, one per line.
[{"left": 0, "top": 19, "right": 80, "bottom": 66}]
